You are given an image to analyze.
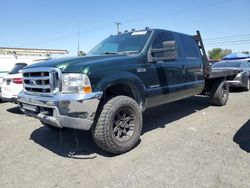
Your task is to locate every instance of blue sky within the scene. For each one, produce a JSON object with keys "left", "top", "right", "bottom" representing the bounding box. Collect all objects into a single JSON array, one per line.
[{"left": 1, "top": 0, "right": 250, "bottom": 55}]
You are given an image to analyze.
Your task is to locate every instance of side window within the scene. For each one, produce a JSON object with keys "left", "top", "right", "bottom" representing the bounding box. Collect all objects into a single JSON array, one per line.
[
  {"left": 151, "top": 32, "right": 178, "bottom": 58},
  {"left": 179, "top": 35, "right": 199, "bottom": 59},
  {"left": 240, "top": 62, "right": 249, "bottom": 68},
  {"left": 245, "top": 62, "right": 250, "bottom": 68}
]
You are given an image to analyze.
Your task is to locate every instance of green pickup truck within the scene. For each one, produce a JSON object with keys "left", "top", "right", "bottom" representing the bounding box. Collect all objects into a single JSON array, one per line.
[{"left": 18, "top": 28, "right": 238, "bottom": 154}]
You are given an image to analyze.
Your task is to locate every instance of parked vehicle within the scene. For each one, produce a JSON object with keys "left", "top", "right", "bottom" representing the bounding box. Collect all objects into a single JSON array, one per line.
[
  {"left": 212, "top": 61, "right": 250, "bottom": 91},
  {"left": 18, "top": 29, "right": 238, "bottom": 154},
  {"left": 0, "top": 76, "right": 4, "bottom": 102},
  {"left": 1, "top": 63, "right": 27, "bottom": 103}
]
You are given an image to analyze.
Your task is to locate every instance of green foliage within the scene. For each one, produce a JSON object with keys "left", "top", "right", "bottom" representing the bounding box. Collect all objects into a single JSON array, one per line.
[
  {"left": 242, "top": 51, "right": 249, "bottom": 55},
  {"left": 208, "top": 48, "right": 232, "bottom": 60},
  {"left": 221, "top": 49, "right": 232, "bottom": 58}
]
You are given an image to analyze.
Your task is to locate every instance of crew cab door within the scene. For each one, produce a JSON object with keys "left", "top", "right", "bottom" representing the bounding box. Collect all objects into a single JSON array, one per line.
[
  {"left": 177, "top": 34, "right": 204, "bottom": 94},
  {"left": 146, "top": 31, "right": 186, "bottom": 107}
]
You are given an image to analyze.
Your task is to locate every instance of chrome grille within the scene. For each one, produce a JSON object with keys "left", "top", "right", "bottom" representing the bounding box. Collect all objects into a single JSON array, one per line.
[{"left": 22, "top": 68, "right": 61, "bottom": 95}]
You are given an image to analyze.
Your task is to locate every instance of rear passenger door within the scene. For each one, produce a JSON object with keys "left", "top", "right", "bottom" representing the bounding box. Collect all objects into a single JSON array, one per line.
[{"left": 178, "top": 34, "right": 204, "bottom": 93}]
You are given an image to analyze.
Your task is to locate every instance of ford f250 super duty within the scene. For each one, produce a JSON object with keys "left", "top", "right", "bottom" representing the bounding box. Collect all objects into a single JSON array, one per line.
[{"left": 18, "top": 28, "right": 238, "bottom": 154}]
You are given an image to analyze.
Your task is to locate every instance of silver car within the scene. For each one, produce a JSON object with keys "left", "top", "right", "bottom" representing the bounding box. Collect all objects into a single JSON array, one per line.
[{"left": 212, "top": 61, "right": 250, "bottom": 91}]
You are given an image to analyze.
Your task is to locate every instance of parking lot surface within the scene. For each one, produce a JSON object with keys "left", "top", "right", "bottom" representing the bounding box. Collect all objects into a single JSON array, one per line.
[{"left": 0, "top": 91, "right": 250, "bottom": 188}]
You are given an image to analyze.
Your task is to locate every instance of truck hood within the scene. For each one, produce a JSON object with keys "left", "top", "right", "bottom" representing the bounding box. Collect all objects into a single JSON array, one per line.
[{"left": 26, "top": 55, "right": 138, "bottom": 73}]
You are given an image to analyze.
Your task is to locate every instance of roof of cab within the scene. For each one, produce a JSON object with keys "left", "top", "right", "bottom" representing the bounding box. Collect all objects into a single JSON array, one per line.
[{"left": 116, "top": 28, "right": 193, "bottom": 37}]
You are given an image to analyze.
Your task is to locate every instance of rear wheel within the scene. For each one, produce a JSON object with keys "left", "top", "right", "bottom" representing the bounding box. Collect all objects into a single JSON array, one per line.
[
  {"left": 92, "top": 96, "right": 142, "bottom": 154},
  {"left": 210, "top": 79, "right": 229, "bottom": 106}
]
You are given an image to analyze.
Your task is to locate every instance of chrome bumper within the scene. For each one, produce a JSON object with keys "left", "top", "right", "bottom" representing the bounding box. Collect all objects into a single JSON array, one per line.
[
  {"left": 227, "top": 80, "right": 242, "bottom": 88},
  {"left": 18, "top": 91, "right": 103, "bottom": 130}
]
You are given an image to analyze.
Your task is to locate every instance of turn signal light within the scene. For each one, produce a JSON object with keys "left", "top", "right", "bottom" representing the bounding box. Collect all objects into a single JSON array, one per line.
[
  {"left": 83, "top": 86, "right": 92, "bottom": 93},
  {"left": 12, "top": 78, "right": 23, "bottom": 84}
]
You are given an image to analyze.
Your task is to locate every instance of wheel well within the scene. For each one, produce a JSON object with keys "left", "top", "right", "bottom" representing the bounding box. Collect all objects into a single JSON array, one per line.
[{"left": 102, "top": 83, "right": 143, "bottom": 108}]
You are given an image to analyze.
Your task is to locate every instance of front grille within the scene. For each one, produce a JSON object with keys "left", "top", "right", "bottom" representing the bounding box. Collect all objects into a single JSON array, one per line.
[{"left": 22, "top": 68, "right": 61, "bottom": 95}]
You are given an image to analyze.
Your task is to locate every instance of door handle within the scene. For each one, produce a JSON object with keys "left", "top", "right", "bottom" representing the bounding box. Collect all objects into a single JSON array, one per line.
[
  {"left": 181, "top": 64, "right": 185, "bottom": 73},
  {"left": 182, "top": 64, "right": 185, "bottom": 70}
]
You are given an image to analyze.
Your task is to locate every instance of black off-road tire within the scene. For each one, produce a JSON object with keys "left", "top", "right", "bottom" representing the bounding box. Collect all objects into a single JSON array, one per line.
[
  {"left": 40, "top": 120, "right": 63, "bottom": 131},
  {"left": 210, "top": 79, "right": 229, "bottom": 106},
  {"left": 92, "top": 96, "right": 142, "bottom": 154}
]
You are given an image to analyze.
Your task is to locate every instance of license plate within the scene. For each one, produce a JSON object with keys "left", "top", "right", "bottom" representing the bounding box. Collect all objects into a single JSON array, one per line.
[
  {"left": 2, "top": 86, "right": 11, "bottom": 92},
  {"left": 22, "top": 104, "right": 38, "bottom": 112}
]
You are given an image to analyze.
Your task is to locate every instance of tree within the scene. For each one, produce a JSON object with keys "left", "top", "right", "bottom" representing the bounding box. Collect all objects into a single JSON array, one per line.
[
  {"left": 208, "top": 48, "right": 232, "bottom": 60},
  {"left": 221, "top": 49, "right": 232, "bottom": 58},
  {"left": 242, "top": 51, "right": 249, "bottom": 55}
]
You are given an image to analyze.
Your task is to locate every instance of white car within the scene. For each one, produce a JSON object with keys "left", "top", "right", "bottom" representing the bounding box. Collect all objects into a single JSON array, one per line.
[
  {"left": 0, "top": 71, "right": 9, "bottom": 102},
  {"left": 0, "top": 76, "right": 4, "bottom": 102},
  {"left": 1, "top": 63, "right": 27, "bottom": 103}
]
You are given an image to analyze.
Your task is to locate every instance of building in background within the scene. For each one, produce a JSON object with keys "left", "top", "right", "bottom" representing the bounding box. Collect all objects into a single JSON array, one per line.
[{"left": 0, "top": 47, "right": 68, "bottom": 77}]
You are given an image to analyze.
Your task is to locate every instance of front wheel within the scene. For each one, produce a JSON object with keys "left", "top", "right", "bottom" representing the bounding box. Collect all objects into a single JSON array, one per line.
[
  {"left": 210, "top": 79, "right": 229, "bottom": 106},
  {"left": 92, "top": 96, "right": 142, "bottom": 154}
]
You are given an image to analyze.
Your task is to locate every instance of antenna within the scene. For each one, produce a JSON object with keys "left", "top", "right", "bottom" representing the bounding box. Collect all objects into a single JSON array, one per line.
[
  {"left": 77, "top": 25, "right": 80, "bottom": 56},
  {"left": 114, "top": 22, "right": 122, "bottom": 34}
]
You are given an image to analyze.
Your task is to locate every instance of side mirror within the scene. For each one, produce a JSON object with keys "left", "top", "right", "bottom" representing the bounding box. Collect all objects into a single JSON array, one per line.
[
  {"left": 150, "top": 40, "right": 177, "bottom": 62},
  {"left": 18, "top": 69, "right": 23, "bottom": 73}
]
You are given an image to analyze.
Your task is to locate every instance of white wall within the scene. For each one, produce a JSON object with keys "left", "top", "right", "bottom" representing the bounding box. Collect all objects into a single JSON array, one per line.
[{"left": 0, "top": 55, "right": 49, "bottom": 76}]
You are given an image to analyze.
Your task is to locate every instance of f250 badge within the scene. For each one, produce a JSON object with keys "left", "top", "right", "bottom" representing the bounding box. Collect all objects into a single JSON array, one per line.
[{"left": 137, "top": 68, "right": 146, "bottom": 73}]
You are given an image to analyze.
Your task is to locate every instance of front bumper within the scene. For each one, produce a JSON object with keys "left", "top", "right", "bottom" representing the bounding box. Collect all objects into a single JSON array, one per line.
[
  {"left": 0, "top": 86, "right": 2, "bottom": 100},
  {"left": 227, "top": 80, "right": 243, "bottom": 88},
  {"left": 1, "top": 88, "right": 19, "bottom": 103},
  {"left": 1, "top": 97, "right": 18, "bottom": 103},
  {"left": 18, "top": 91, "right": 103, "bottom": 130}
]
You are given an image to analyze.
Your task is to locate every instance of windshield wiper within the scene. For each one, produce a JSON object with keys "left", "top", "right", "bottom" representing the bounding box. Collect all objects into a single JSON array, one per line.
[
  {"left": 101, "top": 52, "right": 118, "bottom": 55},
  {"left": 118, "top": 51, "right": 139, "bottom": 54},
  {"left": 100, "top": 51, "right": 139, "bottom": 55}
]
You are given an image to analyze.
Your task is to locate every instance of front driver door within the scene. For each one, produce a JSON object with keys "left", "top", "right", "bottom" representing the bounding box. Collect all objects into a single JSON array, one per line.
[{"left": 146, "top": 31, "right": 186, "bottom": 107}]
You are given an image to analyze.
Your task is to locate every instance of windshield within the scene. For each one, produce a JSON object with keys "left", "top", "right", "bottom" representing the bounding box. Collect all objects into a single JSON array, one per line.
[
  {"left": 9, "top": 63, "right": 27, "bottom": 74},
  {"left": 212, "top": 61, "right": 242, "bottom": 68},
  {"left": 88, "top": 31, "right": 151, "bottom": 55}
]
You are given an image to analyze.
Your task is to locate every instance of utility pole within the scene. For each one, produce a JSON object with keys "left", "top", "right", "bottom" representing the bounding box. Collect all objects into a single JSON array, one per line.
[{"left": 114, "top": 22, "right": 122, "bottom": 34}]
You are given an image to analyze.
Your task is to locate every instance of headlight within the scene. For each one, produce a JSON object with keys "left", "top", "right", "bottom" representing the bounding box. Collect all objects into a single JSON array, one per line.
[{"left": 62, "top": 73, "right": 92, "bottom": 94}]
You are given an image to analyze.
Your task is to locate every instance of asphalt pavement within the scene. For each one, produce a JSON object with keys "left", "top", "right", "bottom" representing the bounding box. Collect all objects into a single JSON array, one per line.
[{"left": 0, "top": 91, "right": 250, "bottom": 188}]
